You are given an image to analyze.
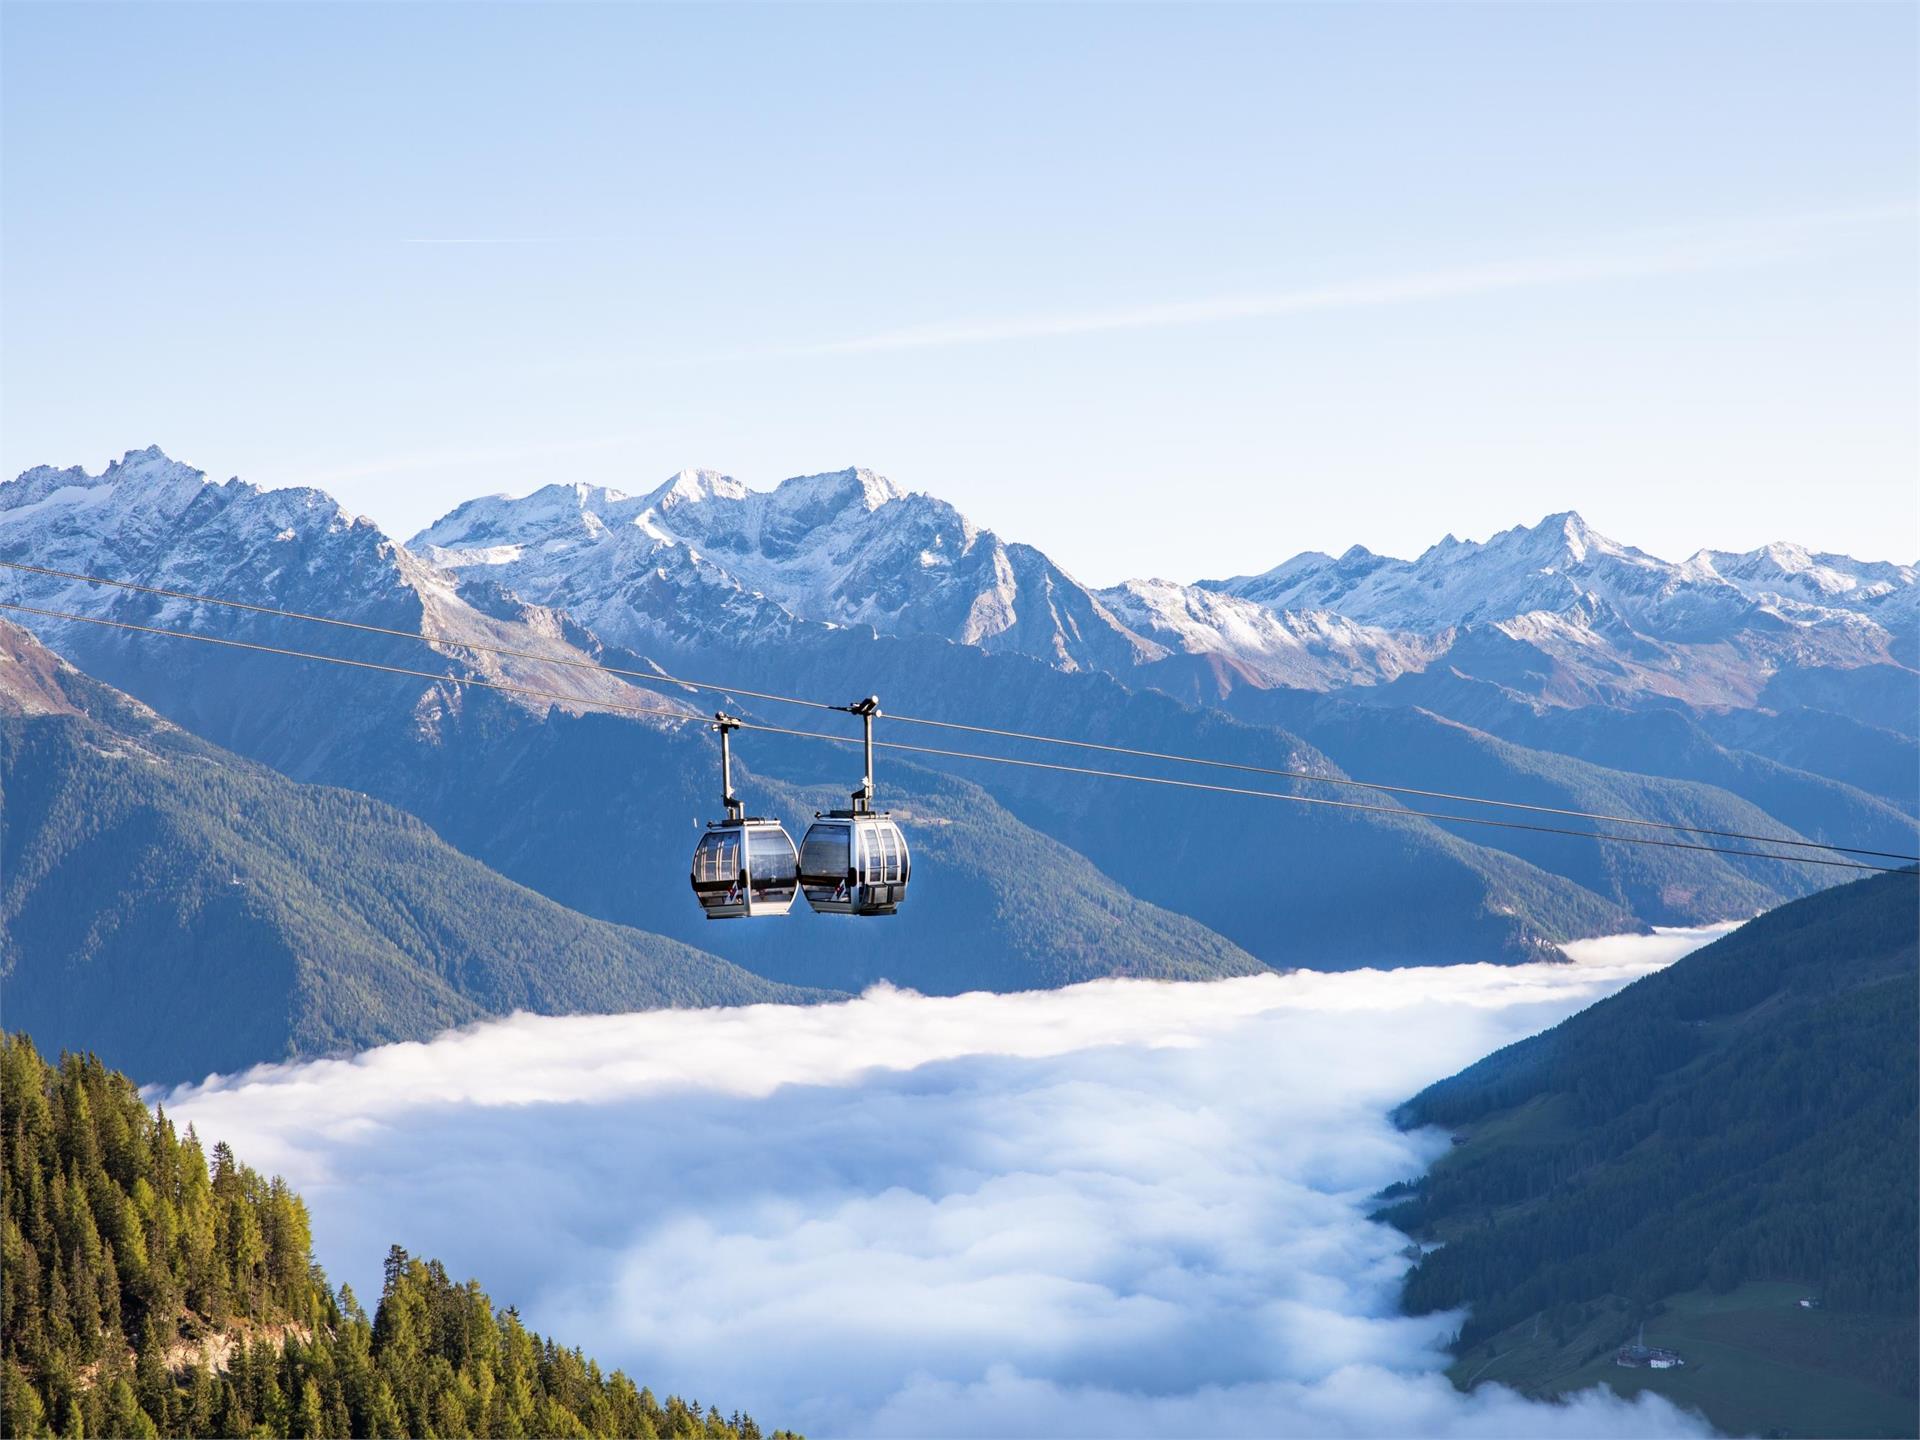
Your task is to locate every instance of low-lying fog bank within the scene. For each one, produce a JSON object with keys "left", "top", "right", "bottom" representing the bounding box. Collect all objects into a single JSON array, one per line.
[{"left": 162, "top": 926, "right": 1738, "bottom": 1437}]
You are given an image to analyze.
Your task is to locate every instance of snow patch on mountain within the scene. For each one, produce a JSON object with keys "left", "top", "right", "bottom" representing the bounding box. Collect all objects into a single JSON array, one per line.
[{"left": 1095, "top": 578, "right": 1440, "bottom": 688}]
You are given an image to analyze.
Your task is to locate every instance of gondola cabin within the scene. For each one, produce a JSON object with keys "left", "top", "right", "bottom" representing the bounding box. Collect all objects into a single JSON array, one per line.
[
  {"left": 799, "top": 811, "right": 911, "bottom": 916},
  {"left": 690, "top": 817, "right": 799, "bottom": 920}
]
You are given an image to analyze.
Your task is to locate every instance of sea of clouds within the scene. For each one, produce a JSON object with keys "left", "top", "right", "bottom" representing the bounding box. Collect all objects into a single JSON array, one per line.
[{"left": 160, "top": 926, "right": 1735, "bottom": 1438}]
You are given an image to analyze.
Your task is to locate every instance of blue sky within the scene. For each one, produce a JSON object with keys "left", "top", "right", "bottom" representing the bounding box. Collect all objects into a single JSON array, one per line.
[{"left": 4, "top": 2, "right": 1914, "bottom": 583}]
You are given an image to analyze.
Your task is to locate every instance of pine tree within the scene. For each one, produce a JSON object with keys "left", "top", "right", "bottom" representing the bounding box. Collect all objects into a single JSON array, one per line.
[
  {"left": 366, "top": 1377, "right": 405, "bottom": 1440},
  {"left": 103, "top": 1378, "right": 156, "bottom": 1440},
  {"left": 96, "top": 1246, "right": 122, "bottom": 1343},
  {"left": 291, "top": 1378, "right": 325, "bottom": 1440},
  {"left": 185, "top": 1359, "right": 218, "bottom": 1437},
  {"left": 133, "top": 1319, "right": 171, "bottom": 1434},
  {"left": 4, "top": 1361, "right": 50, "bottom": 1438},
  {"left": 214, "top": 1377, "right": 247, "bottom": 1438}
]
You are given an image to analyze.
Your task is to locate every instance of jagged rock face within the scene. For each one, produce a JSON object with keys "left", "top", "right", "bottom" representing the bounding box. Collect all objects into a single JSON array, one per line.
[
  {"left": 6, "top": 446, "right": 416, "bottom": 619},
  {"left": 413, "top": 466, "right": 1160, "bottom": 672},
  {"left": 0, "top": 449, "right": 697, "bottom": 753}
]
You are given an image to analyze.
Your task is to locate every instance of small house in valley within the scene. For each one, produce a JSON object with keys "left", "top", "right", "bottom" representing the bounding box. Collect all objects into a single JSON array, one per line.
[{"left": 1615, "top": 1343, "right": 1685, "bottom": 1370}]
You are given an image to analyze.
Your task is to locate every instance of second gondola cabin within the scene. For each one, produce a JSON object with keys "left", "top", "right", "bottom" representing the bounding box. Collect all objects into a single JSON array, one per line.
[{"left": 798, "top": 811, "right": 910, "bottom": 916}]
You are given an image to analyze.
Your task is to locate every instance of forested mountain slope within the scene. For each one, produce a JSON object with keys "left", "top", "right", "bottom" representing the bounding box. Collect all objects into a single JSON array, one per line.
[
  {"left": 1214, "top": 692, "right": 1883, "bottom": 923},
  {"left": 1233, "top": 685, "right": 1918, "bottom": 863},
  {"left": 1699, "top": 703, "right": 1918, "bottom": 813},
  {"left": 0, "top": 622, "right": 814, "bottom": 1084},
  {"left": 1383, "top": 869, "right": 1919, "bottom": 1435},
  {"left": 0, "top": 1035, "right": 793, "bottom": 1439}
]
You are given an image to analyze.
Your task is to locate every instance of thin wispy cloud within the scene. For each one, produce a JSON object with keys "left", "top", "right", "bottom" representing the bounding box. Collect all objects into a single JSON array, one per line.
[
  {"left": 162, "top": 929, "right": 1733, "bottom": 1439},
  {"left": 803, "top": 202, "right": 1914, "bottom": 357},
  {"left": 399, "top": 236, "right": 560, "bottom": 246}
]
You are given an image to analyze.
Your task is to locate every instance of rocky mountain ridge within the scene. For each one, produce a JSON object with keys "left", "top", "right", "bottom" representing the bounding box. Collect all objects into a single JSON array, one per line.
[
  {"left": 404, "top": 459, "right": 1914, "bottom": 709},
  {"left": 414, "top": 464, "right": 1158, "bottom": 673}
]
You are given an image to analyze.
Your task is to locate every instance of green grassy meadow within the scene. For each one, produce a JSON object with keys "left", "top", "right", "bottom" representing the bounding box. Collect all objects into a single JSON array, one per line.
[{"left": 1450, "top": 1282, "right": 1918, "bottom": 1439}]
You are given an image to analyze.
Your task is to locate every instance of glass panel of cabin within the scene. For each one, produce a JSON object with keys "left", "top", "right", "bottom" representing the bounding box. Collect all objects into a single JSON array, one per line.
[{"left": 693, "top": 830, "right": 742, "bottom": 886}]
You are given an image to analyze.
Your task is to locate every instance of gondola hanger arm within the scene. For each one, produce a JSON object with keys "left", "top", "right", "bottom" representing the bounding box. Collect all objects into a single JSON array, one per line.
[
  {"left": 713, "top": 711, "right": 744, "bottom": 821},
  {"left": 831, "top": 696, "right": 882, "bottom": 813}
]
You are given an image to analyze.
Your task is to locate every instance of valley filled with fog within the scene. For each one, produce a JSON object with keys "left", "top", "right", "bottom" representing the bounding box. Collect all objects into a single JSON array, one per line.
[{"left": 160, "top": 928, "right": 1733, "bottom": 1438}]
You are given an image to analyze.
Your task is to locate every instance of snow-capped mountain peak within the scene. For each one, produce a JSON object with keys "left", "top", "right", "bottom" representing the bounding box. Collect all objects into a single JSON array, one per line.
[
  {"left": 1540, "top": 509, "right": 1597, "bottom": 564},
  {"left": 1208, "top": 509, "right": 1680, "bottom": 631},
  {"left": 1684, "top": 540, "right": 1918, "bottom": 609},
  {"left": 101, "top": 444, "right": 205, "bottom": 488},
  {"left": 7, "top": 446, "right": 209, "bottom": 514},
  {"left": 1172, "top": 507, "right": 1912, "bottom": 702},
  {"left": 767, "top": 466, "right": 903, "bottom": 515},
  {"left": 414, "top": 482, "right": 623, "bottom": 554},
  {"left": 409, "top": 462, "right": 1156, "bottom": 671},
  {"left": 1419, "top": 510, "right": 1627, "bottom": 571},
  {"left": 642, "top": 468, "right": 751, "bottom": 512}
]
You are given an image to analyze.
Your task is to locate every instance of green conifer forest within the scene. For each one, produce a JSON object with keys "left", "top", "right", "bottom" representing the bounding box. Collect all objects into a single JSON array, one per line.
[{"left": 0, "top": 1034, "right": 795, "bottom": 1439}]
